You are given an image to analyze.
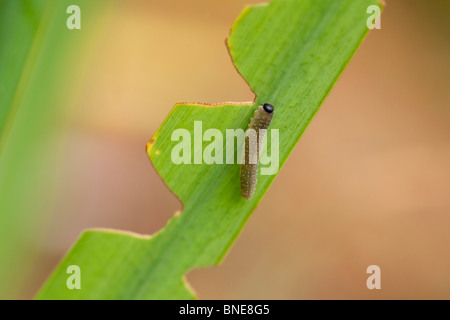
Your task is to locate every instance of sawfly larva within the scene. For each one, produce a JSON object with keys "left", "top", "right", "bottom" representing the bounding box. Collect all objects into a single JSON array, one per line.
[{"left": 240, "top": 103, "right": 274, "bottom": 200}]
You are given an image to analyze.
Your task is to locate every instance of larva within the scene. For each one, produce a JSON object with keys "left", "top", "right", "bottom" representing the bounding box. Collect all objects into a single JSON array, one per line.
[{"left": 240, "top": 103, "right": 274, "bottom": 200}]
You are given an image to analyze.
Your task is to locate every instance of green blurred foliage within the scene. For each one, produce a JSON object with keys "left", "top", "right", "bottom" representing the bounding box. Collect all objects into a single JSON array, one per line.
[{"left": 0, "top": 0, "right": 102, "bottom": 299}]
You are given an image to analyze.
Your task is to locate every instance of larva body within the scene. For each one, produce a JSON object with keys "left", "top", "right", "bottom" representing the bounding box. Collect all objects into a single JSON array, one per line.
[{"left": 240, "top": 103, "right": 274, "bottom": 200}]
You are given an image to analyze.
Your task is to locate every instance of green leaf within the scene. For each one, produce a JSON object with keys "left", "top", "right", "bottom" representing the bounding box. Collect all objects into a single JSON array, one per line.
[
  {"left": 0, "top": 0, "right": 103, "bottom": 298},
  {"left": 37, "top": 0, "right": 381, "bottom": 299}
]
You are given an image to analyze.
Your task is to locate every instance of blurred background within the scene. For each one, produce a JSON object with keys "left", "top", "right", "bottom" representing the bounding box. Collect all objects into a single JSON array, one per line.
[{"left": 1, "top": 0, "right": 449, "bottom": 299}]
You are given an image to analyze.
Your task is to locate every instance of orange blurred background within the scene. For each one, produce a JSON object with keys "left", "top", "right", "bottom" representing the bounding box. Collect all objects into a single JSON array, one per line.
[{"left": 26, "top": 0, "right": 450, "bottom": 299}]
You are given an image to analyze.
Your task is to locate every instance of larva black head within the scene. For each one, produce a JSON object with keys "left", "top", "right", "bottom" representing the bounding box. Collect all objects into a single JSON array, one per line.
[{"left": 263, "top": 103, "right": 274, "bottom": 114}]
